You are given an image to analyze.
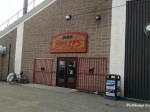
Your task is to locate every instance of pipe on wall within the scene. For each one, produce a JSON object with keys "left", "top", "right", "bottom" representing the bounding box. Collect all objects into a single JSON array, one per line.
[{"left": 23, "top": 0, "right": 28, "bottom": 15}]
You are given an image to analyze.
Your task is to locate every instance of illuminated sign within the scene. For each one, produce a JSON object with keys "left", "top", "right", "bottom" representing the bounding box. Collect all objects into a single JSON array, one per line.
[{"left": 50, "top": 32, "right": 87, "bottom": 53}]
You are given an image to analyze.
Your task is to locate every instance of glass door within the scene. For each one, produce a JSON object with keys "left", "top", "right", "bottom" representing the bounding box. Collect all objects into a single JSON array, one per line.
[
  {"left": 56, "top": 57, "right": 77, "bottom": 89},
  {"left": 67, "top": 59, "right": 77, "bottom": 89},
  {"left": 57, "top": 58, "right": 66, "bottom": 87}
]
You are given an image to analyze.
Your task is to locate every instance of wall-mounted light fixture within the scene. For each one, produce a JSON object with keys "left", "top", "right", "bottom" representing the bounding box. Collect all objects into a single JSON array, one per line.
[
  {"left": 144, "top": 23, "right": 150, "bottom": 36},
  {"left": 96, "top": 15, "right": 101, "bottom": 21},
  {"left": 65, "top": 15, "right": 71, "bottom": 20}
]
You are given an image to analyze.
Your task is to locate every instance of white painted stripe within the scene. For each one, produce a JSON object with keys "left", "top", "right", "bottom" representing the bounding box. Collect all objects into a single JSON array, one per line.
[
  {"left": 109, "top": 0, "right": 126, "bottom": 97},
  {"left": 15, "top": 23, "right": 24, "bottom": 74}
]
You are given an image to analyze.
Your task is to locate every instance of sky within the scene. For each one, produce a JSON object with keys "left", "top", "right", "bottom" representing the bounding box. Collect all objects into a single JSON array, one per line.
[{"left": 0, "top": 0, "right": 44, "bottom": 29}]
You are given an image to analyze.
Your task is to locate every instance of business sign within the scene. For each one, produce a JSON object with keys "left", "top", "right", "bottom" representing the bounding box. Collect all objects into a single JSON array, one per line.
[{"left": 50, "top": 32, "right": 87, "bottom": 53}]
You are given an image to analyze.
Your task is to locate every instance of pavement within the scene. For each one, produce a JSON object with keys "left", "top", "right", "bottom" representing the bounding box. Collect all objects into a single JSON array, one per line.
[{"left": 0, "top": 82, "right": 150, "bottom": 112}]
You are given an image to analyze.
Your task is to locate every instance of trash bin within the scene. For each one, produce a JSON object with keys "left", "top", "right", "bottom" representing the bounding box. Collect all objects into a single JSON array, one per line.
[{"left": 105, "top": 74, "right": 121, "bottom": 100}]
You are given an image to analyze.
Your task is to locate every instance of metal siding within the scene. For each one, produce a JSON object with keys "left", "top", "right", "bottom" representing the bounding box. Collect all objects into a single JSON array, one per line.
[{"left": 125, "top": 0, "right": 150, "bottom": 100}]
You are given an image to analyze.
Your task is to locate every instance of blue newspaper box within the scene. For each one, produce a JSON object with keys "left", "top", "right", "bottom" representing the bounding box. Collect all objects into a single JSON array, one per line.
[{"left": 105, "top": 74, "right": 121, "bottom": 100}]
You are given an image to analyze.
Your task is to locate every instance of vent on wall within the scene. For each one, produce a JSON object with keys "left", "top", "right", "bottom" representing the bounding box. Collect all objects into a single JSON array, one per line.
[{"left": 0, "top": 45, "right": 6, "bottom": 54}]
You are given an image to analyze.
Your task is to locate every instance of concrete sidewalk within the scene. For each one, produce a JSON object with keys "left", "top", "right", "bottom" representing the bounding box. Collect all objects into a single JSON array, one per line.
[
  {"left": 22, "top": 83, "right": 78, "bottom": 93},
  {"left": 0, "top": 82, "right": 149, "bottom": 112}
]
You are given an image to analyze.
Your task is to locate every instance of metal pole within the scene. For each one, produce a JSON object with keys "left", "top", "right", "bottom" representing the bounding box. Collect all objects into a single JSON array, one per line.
[{"left": 23, "top": 0, "right": 28, "bottom": 15}]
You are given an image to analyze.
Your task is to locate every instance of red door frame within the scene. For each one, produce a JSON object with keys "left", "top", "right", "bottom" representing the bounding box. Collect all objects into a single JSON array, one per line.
[{"left": 56, "top": 57, "right": 77, "bottom": 89}]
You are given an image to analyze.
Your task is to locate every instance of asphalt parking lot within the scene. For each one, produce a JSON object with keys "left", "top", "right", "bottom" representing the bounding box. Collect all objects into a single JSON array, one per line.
[{"left": 0, "top": 82, "right": 149, "bottom": 112}]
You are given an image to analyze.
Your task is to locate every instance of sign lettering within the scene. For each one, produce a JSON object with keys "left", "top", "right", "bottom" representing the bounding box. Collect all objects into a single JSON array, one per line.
[{"left": 50, "top": 32, "right": 87, "bottom": 53}]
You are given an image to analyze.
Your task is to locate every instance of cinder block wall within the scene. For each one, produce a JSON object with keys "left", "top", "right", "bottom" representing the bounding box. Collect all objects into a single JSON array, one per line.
[
  {"left": 0, "top": 29, "right": 17, "bottom": 80},
  {"left": 21, "top": 0, "right": 112, "bottom": 85}
]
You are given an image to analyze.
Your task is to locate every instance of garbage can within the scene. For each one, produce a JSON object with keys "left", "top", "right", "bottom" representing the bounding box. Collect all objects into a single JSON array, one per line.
[{"left": 105, "top": 74, "right": 121, "bottom": 100}]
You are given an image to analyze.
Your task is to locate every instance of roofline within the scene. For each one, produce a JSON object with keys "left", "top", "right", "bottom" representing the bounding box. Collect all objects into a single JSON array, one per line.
[{"left": 0, "top": 0, "right": 56, "bottom": 38}]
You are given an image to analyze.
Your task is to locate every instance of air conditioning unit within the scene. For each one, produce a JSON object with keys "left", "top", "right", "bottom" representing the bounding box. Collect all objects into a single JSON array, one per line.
[{"left": 0, "top": 45, "right": 6, "bottom": 54}]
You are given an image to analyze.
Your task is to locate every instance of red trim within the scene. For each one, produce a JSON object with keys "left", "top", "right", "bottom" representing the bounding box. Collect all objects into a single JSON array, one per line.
[
  {"left": 33, "top": 59, "right": 36, "bottom": 83},
  {"left": 34, "top": 58, "right": 53, "bottom": 60},
  {"left": 76, "top": 57, "right": 108, "bottom": 93},
  {"left": 33, "top": 58, "right": 53, "bottom": 86},
  {"left": 50, "top": 59, "right": 53, "bottom": 85},
  {"left": 76, "top": 58, "right": 79, "bottom": 88}
]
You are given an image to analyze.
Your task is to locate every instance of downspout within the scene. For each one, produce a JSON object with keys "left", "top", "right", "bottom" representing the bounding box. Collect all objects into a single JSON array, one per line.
[{"left": 7, "top": 44, "right": 11, "bottom": 75}]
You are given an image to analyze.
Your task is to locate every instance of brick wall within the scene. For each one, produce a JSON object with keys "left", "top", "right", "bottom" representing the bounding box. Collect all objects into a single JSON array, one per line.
[
  {"left": 22, "top": 0, "right": 112, "bottom": 85},
  {"left": 0, "top": 29, "right": 17, "bottom": 80}
]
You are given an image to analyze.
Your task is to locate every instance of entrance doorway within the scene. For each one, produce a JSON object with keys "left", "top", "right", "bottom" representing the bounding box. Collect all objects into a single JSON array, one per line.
[{"left": 56, "top": 57, "right": 77, "bottom": 89}]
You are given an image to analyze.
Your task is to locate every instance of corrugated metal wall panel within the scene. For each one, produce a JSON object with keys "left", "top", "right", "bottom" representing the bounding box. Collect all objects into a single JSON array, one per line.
[{"left": 125, "top": 0, "right": 150, "bottom": 100}]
